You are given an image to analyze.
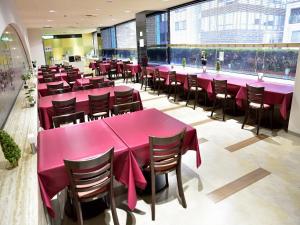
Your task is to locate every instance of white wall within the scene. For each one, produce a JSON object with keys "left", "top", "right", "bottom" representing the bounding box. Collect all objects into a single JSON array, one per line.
[
  {"left": 288, "top": 50, "right": 300, "bottom": 134},
  {"left": 0, "top": 0, "right": 31, "bottom": 62},
  {"left": 27, "top": 28, "right": 45, "bottom": 66}
]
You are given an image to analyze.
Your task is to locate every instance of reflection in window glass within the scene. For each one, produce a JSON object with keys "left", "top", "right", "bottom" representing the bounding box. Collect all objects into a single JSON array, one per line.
[
  {"left": 101, "top": 27, "right": 116, "bottom": 49},
  {"left": 0, "top": 25, "right": 29, "bottom": 127}
]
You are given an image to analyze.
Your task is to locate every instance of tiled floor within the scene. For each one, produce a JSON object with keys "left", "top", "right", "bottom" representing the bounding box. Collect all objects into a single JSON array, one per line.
[{"left": 0, "top": 77, "right": 299, "bottom": 225}]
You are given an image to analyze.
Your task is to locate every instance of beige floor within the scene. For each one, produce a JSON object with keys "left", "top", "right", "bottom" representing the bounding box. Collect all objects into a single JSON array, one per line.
[{"left": 0, "top": 78, "right": 299, "bottom": 225}]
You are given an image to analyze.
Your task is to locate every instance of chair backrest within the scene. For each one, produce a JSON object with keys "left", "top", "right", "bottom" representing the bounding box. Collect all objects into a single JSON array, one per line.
[
  {"left": 83, "top": 73, "right": 93, "bottom": 78},
  {"left": 43, "top": 77, "right": 55, "bottom": 83},
  {"left": 112, "top": 101, "right": 140, "bottom": 115},
  {"left": 67, "top": 72, "right": 78, "bottom": 82},
  {"left": 52, "top": 111, "right": 85, "bottom": 128},
  {"left": 169, "top": 71, "right": 177, "bottom": 83},
  {"left": 88, "top": 93, "right": 110, "bottom": 116},
  {"left": 48, "top": 88, "right": 65, "bottom": 95},
  {"left": 90, "top": 78, "right": 104, "bottom": 88},
  {"left": 47, "top": 82, "right": 64, "bottom": 90},
  {"left": 63, "top": 147, "right": 114, "bottom": 202},
  {"left": 187, "top": 74, "right": 198, "bottom": 88},
  {"left": 212, "top": 79, "right": 227, "bottom": 95},
  {"left": 43, "top": 72, "right": 55, "bottom": 78},
  {"left": 154, "top": 68, "right": 160, "bottom": 78},
  {"left": 98, "top": 81, "right": 114, "bottom": 88},
  {"left": 52, "top": 97, "right": 76, "bottom": 116},
  {"left": 149, "top": 129, "right": 186, "bottom": 174},
  {"left": 246, "top": 84, "right": 264, "bottom": 105},
  {"left": 114, "top": 89, "right": 134, "bottom": 104},
  {"left": 75, "top": 84, "right": 94, "bottom": 91}
]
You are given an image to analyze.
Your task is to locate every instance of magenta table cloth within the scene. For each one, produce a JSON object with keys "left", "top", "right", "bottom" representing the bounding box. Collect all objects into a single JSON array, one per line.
[
  {"left": 103, "top": 108, "right": 201, "bottom": 210},
  {"left": 38, "top": 69, "right": 57, "bottom": 75},
  {"left": 73, "top": 77, "right": 114, "bottom": 90},
  {"left": 127, "top": 64, "right": 141, "bottom": 74},
  {"left": 38, "top": 85, "right": 143, "bottom": 130},
  {"left": 38, "top": 81, "right": 70, "bottom": 97},
  {"left": 38, "top": 120, "right": 136, "bottom": 217},
  {"left": 99, "top": 63, "right": 111, "bottom": 73}
]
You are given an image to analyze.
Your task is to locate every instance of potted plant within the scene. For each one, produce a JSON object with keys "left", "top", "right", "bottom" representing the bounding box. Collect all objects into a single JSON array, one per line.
[
  {"left": 215, "top": 59, "right": 221, "bottom": 73},
  {"left": 182, "top": 57, "right": 186, "bottom": 68},
  {"left": 25, "top": 87, "right": 35, "bottom": 107},
  {"left": 21, "top": 72, "right": 31, "bottom": 89},
  {"left": 0, "top": 130, "right": 21, "bottom": 168}
]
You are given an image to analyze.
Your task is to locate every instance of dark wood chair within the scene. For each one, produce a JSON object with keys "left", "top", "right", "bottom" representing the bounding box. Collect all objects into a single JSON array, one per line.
[
  {"left": 52, "top": 111, "right": 85, "bottom": 128},
  {"left": 112, "top": 101, "right": 141, "bottom": 115},
  {"left": 98, "top": 81, "right": 114, "bottom": 88},
  {"left": 88, "top": 93, "right": 110, "bottom": 120},
  {"left": 67, "top": 72, "right": 79, "bottom": 87},
  {"left": 140, "top": 67, "right": 152, "bottom": 91},
  {"left": 167, "top": 71, "right": 182, "bottom": 102},
  {"left": 83, "top": 73, "right": 93, "bottom": 78},
  {"left": 63, "top": 147, "right": 120, "bottom": 225},
  {"left": 147, "top": 129, "right": 187, "bottom": 220},
  {"left": 75, "top": 84, "right": 94, "bottom": 91},
  {"left": 186, "top": 74, "right": 206, "bottom": 110},
  {"left": 52, "top": 97, "right": 76, "bottom": 116},
  {"left": 114, "top": 89, "right": 134, "bottom": 105},
  {"left": 43, "top": 77, "right": 55, "bottom": 83},
  {"left": 90, "top": 77, "right": 104, "bottom": 88},
  {"left": 109, "top": 61, "right": 117, "bottom": 79},
  {"left": 242, "top": 84, "right": 274, "bottom": 135},
  {"left": 123, "top": 64, "right": 134, "bottom": 84},
  {"left": 47, "top": 82, "right": 64, "bottom": 95},
  {"left": 153, "top": 68, "right": 165, "bottom": 96},
  {"left": 48, "top": 88, "right": 65, "bottom": 95},
  {"left": 210, "top": 79, "right": 234, "bottom": 121}
]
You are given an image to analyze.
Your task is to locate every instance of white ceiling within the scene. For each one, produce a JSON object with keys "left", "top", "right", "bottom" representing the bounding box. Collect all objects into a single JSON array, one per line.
[{"left": 14, "top": 0, "right": 192, "bottom": 34}]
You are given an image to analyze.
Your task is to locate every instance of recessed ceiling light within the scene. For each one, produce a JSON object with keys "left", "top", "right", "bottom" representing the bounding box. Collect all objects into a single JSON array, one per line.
[
  {"left": 96, "top": 8, "right": 100, "bottom": 11},
  {"left": 111, "top": 18, "right": 116, "bottom": 21},
  {"left": 162, "top": 0, "right": 170, "bottom": 2},
  {"left": 49, "top": 10, "right": 56, "bottom": 13},
  {"left": 47, "top": 20, "right": 53, "bottom": 22},
  {"left": 106, "top": 0, "right": 112, "bottom": 2},
  {"left": 124, "top": 10, "right": 131, "bottom": 13}
]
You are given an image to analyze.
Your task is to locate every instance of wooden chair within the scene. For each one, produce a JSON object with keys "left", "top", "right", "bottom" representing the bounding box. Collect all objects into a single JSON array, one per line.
[
  {"left": 63, "top": 147, "right": 120, "bottom": 225},
  {"left": 47, "top": 82, "right": 64, "bottom": 95},
  {"left": 48, "top": 88, "right": 65, "bottom": 95},
  {"left": 153, "top": 68, "right": 165, "bottom": 96},
  {"left": 109, "top": 61, "right": 117, "bottom": 79},
  {"left": 140, "top": 67, "right": 152, "bottom": 91},
  {"left": 52, "top": 111, "right": 85, "bottom": 128},
  {"left": 43, "top": 77, "right": 55, "bottom": 83},
  {"left": 112, "top": 101, "right": 140, "bottom": 115},
  {"left": 83, "top": 73, "right": 93, "bottom": 78},
  {"left": 210, "top": 79, "right": 234, "bottom": 121},
  {"left": 114, "top": 89, "right": 134, "bottom": 104},
  {"left": 242, "top": 84, "right": 274, "bottom": 135},
  {"left": 123, "top": 64, "right": 134, "bottom": 84},
  {"left": 186, "top": 74, "right": 206, "bottom": 110},
  {"left": 147, "top": 129, "right": 187, "bottom": 220},
  {"left": 67, "top": 72, "right": 79, "bottom": 87},
  {"left": 75, "top": 84, "right": 94, "bottom": 91},
  {"left": 52, "top": 97, "right": 76, "bottom": 116},
  {"left": 88, "top": 93, "right": 110, "bottom": 120},
  {"left": 167, "top": 71, "right": 182, "bottom": 102},
  {"left": 43, "top": 72, "right": 55, "bottom": 83},
  {"left": 98, "top": 81, "right": 114, "bottom": 88},
  {"left": 90, "top": 77, "right": 104, "bottom": 88}
]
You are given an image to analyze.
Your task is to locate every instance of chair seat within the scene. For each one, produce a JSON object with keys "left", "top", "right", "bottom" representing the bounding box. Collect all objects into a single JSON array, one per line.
[
  {"left": 143, "top": 75, "right": 152, "bottom": 79},
  {"left": 189, "top": 86, "right": 202, "bottom": 91},
  {"left": 155, "top": 77, "right": 165, "bottom": 82},
  {"left": 216, "top": 93, "right": 232, "bottom": 99},
  {"left": 249, "top": 102, "right": 271, "bottom": 109},
  {"left": 90, "top": 111, "right": 108, "bottom": 118},
  {"left": 170, "top": 81, "right": 182, "bottom": 86}
]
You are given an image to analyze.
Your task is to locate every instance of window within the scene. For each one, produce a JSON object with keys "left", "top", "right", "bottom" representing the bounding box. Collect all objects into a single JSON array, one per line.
[
  {"left": 290, "top": 8, "right": 300, "bottom": 24},
  {"left": 291, "top": 30, "right": 300, "bottom": 42},
  {"left": 116, "top": 21, "right": 137, "bottom": 49},
  {"left": 101, "top": 27, "right": 116, "bottom": 49}
]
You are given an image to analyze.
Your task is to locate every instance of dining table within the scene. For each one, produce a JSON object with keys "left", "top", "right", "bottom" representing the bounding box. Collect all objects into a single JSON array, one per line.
[
  {"left": 38, "top": 108, "right": 201, "bottom": 218},
  {"left": 37, "top": 81, "right": 70, "bottom": 97},
  {"left": 73, "top": 77, "right": 114, "bottom": 90},
  {"left": 146, "top": 65, "right": 294, "bottom": 120},
  {"left": 38, "top": 85, "right": 143, "bottom": 130}
]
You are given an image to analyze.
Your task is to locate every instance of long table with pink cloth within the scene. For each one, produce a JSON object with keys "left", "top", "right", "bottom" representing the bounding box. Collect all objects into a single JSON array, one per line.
[
  {"left": 147, "top": 65, "right": 293, "bottom": 120},
  {"left": 38, "top": 108, "right": 201, "bottom": 217},
  {"left": 38, "top": 81, "right": 70, "bottom": 97},
  {"left": 38, "top": 85, "right": 143, "bottom": 130}
]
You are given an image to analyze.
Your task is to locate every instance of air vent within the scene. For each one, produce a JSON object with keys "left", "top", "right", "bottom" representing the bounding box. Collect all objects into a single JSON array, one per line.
[
  {"left": 43, "top": 26, "right": 52, "bottom": 28},
  {"left": 85, "top": 14, "right": 96, "bottom": 17}
]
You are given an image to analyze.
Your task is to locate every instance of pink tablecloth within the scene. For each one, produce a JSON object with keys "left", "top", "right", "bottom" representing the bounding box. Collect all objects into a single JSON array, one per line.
[
  {"left": 38, "top": 85, "right": 143, "bottom": 130},
  {"left": 127, "top": 64, "right": 142, "bottom": 74},
  {"left": 37, "top": 120, "right": 133, "bottom": 217},
  {"left": 103, "top": 108, "right": 201, "bottom": 210},
  {"left": 38, "top": 81, "right": 70, "bottom": 97}
]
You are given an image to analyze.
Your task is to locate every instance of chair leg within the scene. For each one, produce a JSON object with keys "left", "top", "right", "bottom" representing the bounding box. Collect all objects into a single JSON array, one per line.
[
  {"left": 257, "top": 109, "right": 262, "bottom": 135},
  {"left": 168, "top": 85, "right": 172, "bottom": 99},
  {"left": 270, "top": 106, "right": 274, "bottom": 130},
  {"left": 222, "top": 99, "right": 226, "bottom": 121},
  {"left": 174, "top": 86, "right": 177, "bottom": 102},
  {"left": 194, "top": 91, "right": 199, "bottom": 110},
  {"left": 74, "top": 201, "right": 83, "bottom": 225},
  {"left": 110, "top": 191, "right": 120, "bottom": 225},
  {"left": 186, "top": 90, "right": 191, "bottom": 106},
  {"left": 211, "top": 98, "right": 217, "bottom": 117},
  {"left": 176, "top": 167, "right": 187, "bottom": 208},
  {"left": 165, "top": 173, "right": 169, "bottom": 187},
  {"left": 140, "top": 77, "right": 143, "bottom": 90},
  {"left": 145, "top": 78, "right": 147, "bottom": 91},
  {"left": 242, "top": 108, "right": 249, "bottom": 129},
  {"left": 151, "top": 171, "right": 156, "bottom": 221},
  {"left": 157, "top": 82, "right": 161, "bottom": 96}
]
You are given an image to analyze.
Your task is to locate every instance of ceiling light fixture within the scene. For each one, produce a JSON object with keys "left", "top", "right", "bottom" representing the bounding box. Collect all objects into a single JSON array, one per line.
[
  {"left": 47, "top": 20, "right": 53, "bottom": 22},
  {"left": 49, "top": 10, "right": 56, "bottom": 13},
  {"left": 124, "top": 10, "right": 131, "bottom": 13}
]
